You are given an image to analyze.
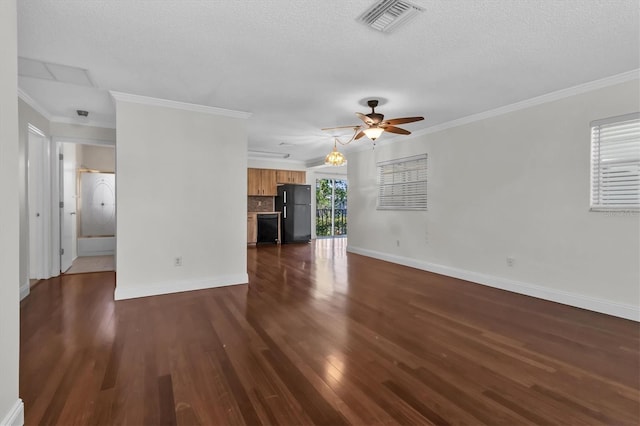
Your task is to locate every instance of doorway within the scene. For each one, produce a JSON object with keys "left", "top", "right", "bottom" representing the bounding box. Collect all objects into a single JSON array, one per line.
[
  {"left": 57, "top": 141, "right": 116, "bottom": 274},
  {"left": 315, "top": 178, "right": 347, "bottom": 238}
]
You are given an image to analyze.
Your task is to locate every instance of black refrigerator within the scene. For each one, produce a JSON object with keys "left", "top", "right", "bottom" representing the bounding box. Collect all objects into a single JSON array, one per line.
[{"left": 276, "top": 184, "right": 311, "bottom": 243}]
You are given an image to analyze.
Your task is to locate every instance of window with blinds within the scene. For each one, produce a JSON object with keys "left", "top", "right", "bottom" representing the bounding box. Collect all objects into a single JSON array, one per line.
[
  {"left": 590, "top": 113, "right": 640, "bottom": 211},
  {"left": 377, "top": 154, "right": 427, "bottom": 210}
]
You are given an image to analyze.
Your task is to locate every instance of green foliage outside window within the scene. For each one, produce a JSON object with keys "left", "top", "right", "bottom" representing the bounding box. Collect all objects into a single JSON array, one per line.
[{"left": 316, "top": 179, "right": 347, "bottom": 237}]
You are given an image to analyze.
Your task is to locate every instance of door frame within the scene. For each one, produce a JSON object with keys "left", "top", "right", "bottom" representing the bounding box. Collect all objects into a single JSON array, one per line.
[
  {"left": 52, "top": 136, "right": 116, "bottom": 274},
  {"left": 314, "top": 173, "right": 348, "bottom": 239},
  {"left": 27, "top": 124, "right": 50, "bottom": 281}
]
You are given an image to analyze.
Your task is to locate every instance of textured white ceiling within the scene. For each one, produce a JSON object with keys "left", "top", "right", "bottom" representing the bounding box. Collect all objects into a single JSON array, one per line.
[{"left": 17, "top": 0, "right": 640, "bottom": 163}]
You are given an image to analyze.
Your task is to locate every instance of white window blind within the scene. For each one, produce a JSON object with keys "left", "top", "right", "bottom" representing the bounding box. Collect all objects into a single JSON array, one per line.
[
  {"left": 590, "top": 112, "right": 640, "bottom": 211},
  {"left": 377, "top": 154, "right": 427, "bottom": 210}
]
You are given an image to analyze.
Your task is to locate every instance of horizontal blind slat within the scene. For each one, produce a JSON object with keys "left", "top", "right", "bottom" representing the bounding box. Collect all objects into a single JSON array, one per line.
[
  {"left": 591, "top": 116, "right": 640, "bottom": 210},
  {"left": 377, "top": 154, "right": 427, "bottom": 210}
]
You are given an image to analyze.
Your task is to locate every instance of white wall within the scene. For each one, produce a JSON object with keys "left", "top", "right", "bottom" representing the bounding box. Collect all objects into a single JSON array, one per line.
[
  {"left": 50, "top": 122, "right": 116, "bottom": 142},
  {"left": 114, "top": 96, "right": 249, "bottom": 300},
  {"left": 0, "top": 0, "right": 23, "bottom": 424},
  {"left": 347, "top": 78, "right": 640, "bottom": 320},
  {"left": 77, "top": 144, "right": 115, "bottom": 172}
]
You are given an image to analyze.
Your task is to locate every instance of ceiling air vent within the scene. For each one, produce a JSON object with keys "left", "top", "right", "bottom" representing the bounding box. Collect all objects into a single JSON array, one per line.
[{"left": 358, "top": 0, "right": 424, "bottom": 33}]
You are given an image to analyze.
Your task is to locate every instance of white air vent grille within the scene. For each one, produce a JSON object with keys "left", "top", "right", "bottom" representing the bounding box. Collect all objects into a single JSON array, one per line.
[{"left": 358, "top": 0, "right": 424, "bottom": 33}]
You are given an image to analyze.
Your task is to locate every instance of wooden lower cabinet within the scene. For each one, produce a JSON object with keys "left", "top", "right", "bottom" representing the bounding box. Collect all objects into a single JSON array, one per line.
[{"left": 247, "top": 213, "right": 257, "bottom": 244}]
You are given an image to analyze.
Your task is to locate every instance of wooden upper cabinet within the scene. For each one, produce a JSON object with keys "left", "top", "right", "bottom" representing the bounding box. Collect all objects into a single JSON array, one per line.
[
  {"left": 247, "top": 168, "right": 262, "bottom": 196},
  {"left": 276, "top": 170, "right": 290, "bottom": 184},
  {"left": 276, "top": 170, "right": 306, "bottom": 184},
  {"left": 247, "top": 168, "right": 277, "bottom": 196},
  {"left": 291, "top": 171, "right": 306, "bottom": 184},
  {"left": 249, "top": 168, "right": 306, "bottom": 195},
  {"left": 261, "top": 169, "right": 277, "bottom": 196}
]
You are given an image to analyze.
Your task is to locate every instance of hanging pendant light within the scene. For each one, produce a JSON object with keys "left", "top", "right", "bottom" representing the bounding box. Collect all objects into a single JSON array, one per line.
[{"left": 325, "top": 139, "right": 347, "bottom": 166}]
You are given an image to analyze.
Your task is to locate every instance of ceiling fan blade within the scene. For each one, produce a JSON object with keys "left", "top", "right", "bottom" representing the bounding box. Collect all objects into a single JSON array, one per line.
[
  {"left": 355, "top": 130, "right": 366, "bottom": 140},
  {"left": 356, "top": 112, "right": 374, "bottom": 125},
  {"left": 382, "top": 116, "right": 424, "bottom": 126},
  {"left": 383, "top": 126, "right": 411, "bottom": 135},
  {"left": 321, "top": 125, "right": 361, "bottom": 131}
]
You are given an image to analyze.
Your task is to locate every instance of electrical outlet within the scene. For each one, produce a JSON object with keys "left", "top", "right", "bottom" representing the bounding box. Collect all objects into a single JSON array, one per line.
[
  {"left": 506, "top": 256, "right": 515, "bottom": 267},
  {"left": 174, "top": 256, "right": 182, "bottom": 267}
]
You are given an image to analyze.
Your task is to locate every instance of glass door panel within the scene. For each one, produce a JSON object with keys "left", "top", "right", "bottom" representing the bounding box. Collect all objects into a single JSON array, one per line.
[{"left": 315, "top": 178, "right": 347, "bottom": 237}]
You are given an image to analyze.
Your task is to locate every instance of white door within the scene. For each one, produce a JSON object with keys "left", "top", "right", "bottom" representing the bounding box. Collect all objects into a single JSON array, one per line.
[
  {"left": 28, "top": 129, "right": 46, "bottom": 279},
  {"left": 60, "top": 143, "right": 76, "bottom": 272}
]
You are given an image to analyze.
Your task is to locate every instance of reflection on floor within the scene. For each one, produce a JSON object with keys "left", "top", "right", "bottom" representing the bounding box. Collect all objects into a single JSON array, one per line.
[{"left": 65, "top": 255, "right": 115, "bottom": 274}]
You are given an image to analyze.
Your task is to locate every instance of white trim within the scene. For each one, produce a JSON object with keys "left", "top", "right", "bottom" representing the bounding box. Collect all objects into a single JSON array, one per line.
[
  {"left": 17, "top": 88, "right": 52, "bottom": 120},
  {"left": 27, "top": 123, "right": 45, "bottom": 137},
  {"left": 19, "top": 280, "right": 30, "bottom": 301},
  {"left": 0, "top": 399, "right": 24, "bottom": 426},
  {"left": 51, "top": 136, "right": 115, "bottom": 146},
  {"left": 110, "top": 91, "right": 252, "bottom": 119},
  {"left": 50, "top": 115, "right": 115, "bottom": 129},
  {"left": 590, "top": 111, "right": 640, "bottom": 127},
  {"left": 247, "top": 156, "right": 306, "bottom": 167},
  {"left": 346, "top": 245, "right": 640, "bottom": 322},
  {"left": 114, "top": 273, "right": 249, "bottom": 300},
  {"left": 353, "top": 70, "right": 640, "bottom": 152},
  {"left": 248, "top": 150, "right": 290, "bottom": 159},
  {"left": 19, "top": 88, "right": 116, "bottom": 129}
]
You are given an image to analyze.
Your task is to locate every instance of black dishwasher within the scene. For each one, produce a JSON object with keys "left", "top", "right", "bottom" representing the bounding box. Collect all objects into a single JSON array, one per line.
[{"left": 257, "top": 214, "right": 279, "bottom": 244}]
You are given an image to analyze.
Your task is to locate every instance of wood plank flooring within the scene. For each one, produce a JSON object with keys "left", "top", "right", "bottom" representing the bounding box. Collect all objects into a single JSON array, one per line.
[{"left": 20, "top": 238, "right": 640, "bottom": 425}]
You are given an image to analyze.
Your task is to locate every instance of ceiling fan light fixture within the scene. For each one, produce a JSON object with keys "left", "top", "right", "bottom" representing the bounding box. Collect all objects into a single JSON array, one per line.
[
  {"left": 325, "top": 141, "right": 347, "bottom": 166},
  {"left": 363, "top": 127, "right": 384, "bottom": 140}
]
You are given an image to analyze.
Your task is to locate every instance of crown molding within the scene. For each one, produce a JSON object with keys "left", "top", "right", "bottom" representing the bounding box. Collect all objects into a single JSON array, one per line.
[
  {"left": 17, "top": 88, "right": 52, "bottom": 120},
  {"left": 350, "top": 69, "right": 640, "bottom": 154},
  {"left": 49, "top": 115, "right": 116, "bottom": 129},
  {"left": 410, "top": 69, "right": 640, "bottom": 139},
  {"left": 110, "top": 91, "right": 252, "bottom": 119}
]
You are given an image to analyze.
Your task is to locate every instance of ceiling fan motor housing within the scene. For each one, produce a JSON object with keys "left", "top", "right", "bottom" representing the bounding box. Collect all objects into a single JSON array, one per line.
[{"left": 367, "top": 100, "right": 383, "bottom": 124}]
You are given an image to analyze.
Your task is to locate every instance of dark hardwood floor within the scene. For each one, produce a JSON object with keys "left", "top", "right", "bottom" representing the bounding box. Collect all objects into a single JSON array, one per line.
[{"left": 20, "top": 239, "right": 640, "bottom": 425}]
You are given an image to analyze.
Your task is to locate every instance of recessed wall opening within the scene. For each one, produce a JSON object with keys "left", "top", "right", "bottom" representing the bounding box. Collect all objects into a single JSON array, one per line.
[{"left": 59, "top": 142, "right": 116, "bottom": 274}]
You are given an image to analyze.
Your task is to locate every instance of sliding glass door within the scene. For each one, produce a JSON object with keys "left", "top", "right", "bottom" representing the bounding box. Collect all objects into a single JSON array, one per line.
[{"left": 315, "top": 178, "right": 347, "bottom": 237}]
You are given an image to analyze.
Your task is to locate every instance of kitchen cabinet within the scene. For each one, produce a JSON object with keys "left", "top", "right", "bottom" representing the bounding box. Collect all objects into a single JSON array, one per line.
[
  {"left": 247, "top": 168, "right": 277, "bottom": 196},
  {"left": 276, "top": 170, "right": 306, "bottom": 184},
  {"left": 247, "top": 213, "right": 257, "bottom": 244}
]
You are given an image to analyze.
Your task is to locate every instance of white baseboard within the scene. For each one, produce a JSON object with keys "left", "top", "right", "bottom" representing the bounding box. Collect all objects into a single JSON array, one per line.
[
  {"left": 19, "top": 280, "right": 30, "bottom": 301},
  {"left": 78, "top": 237, "right": 115, "bottom": 257},
  {"left": 347, "top": 245, "right": 639, "bottom": 322},
  {"left": 114, "top": 273, "right": 249, "bottom": 300},
  {"left": 0, "top": 399, "right": 24, "bottom": 426}
]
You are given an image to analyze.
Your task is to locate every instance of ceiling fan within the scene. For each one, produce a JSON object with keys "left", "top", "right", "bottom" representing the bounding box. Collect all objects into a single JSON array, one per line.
[{"left": 322, "top": 100, "right": 424, "bottom": 141}]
